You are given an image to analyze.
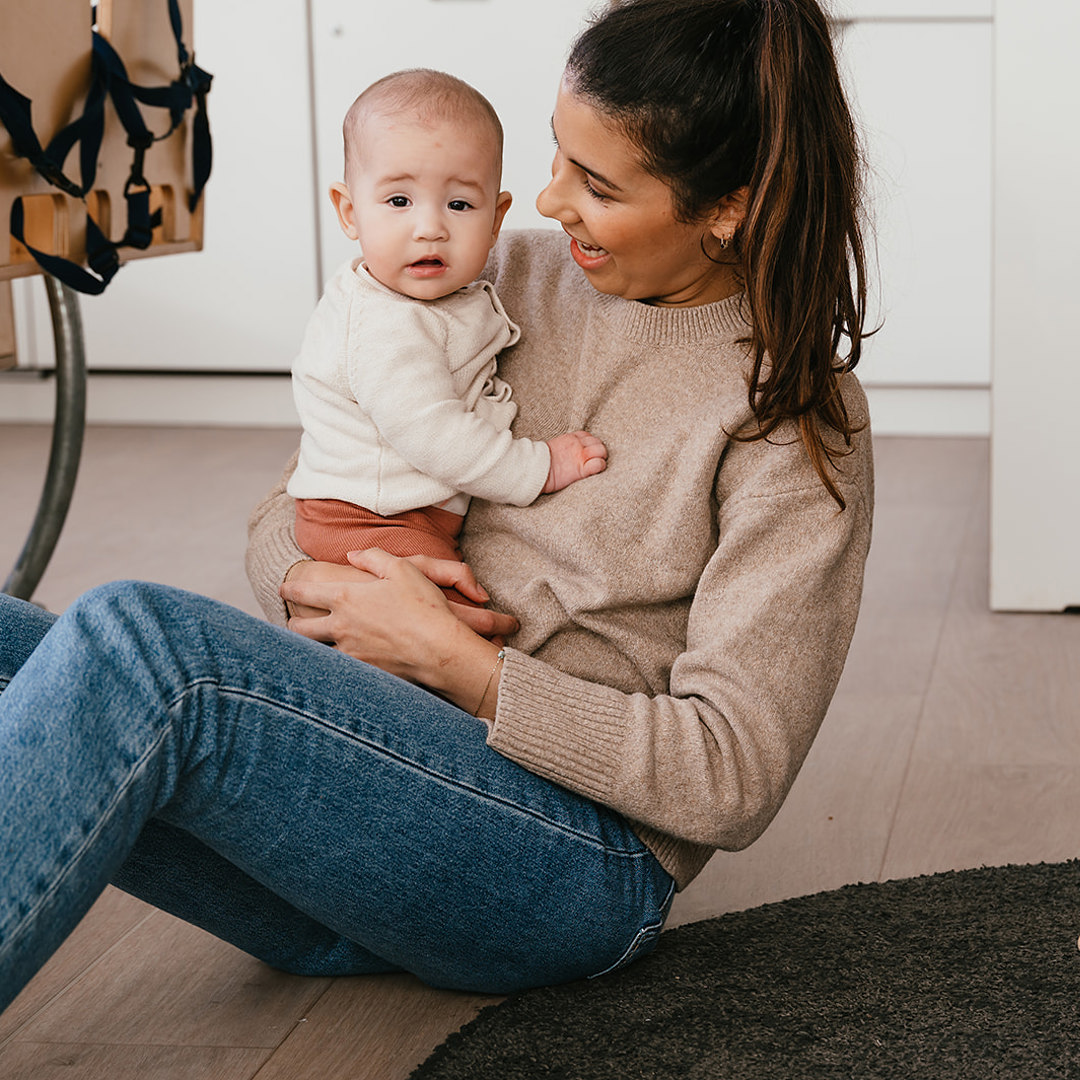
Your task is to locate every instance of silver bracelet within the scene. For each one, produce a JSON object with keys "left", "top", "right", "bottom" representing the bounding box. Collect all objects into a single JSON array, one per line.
[{"left": 474, "top": 648, "right": 506, "bottom": 716}]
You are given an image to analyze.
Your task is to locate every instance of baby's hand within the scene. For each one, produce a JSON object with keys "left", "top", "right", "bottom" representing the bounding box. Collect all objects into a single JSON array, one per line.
[{"left": 543, "top": 431, "right": 608, "bottom": 493}]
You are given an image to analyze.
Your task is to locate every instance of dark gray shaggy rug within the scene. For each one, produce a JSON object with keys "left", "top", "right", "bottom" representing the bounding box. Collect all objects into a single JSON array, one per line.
[{"left": 412, "top": 862, "right": 1080, "bottom": 1079}]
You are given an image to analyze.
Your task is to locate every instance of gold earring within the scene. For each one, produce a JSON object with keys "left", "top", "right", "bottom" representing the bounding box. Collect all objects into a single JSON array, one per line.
[{"left": 718, "top": 235, "right": 730, "bottom": 250}]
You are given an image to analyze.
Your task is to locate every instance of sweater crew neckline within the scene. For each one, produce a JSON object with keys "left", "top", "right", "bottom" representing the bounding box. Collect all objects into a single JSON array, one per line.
[{"left": 594, "top": 289, "right": 750, "bottom": 345}]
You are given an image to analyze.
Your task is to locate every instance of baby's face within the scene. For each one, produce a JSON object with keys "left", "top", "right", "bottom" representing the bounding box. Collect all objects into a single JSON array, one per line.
[{"left": 342, "top": 113, "right": 509, "bottom": 299}]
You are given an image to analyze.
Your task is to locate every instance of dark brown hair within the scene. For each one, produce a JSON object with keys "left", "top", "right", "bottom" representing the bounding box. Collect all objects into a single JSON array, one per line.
[{"left": 567, "top": 0, "right": 868, "bottom": 507}]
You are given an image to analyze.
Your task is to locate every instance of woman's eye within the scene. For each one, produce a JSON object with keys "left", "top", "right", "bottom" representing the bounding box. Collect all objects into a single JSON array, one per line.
[
  {"left": 388, "top": 196, "right": 410, "bottom": 208},
  {"left": 448, "top": 199, "right": 472, "bottom": 212},
  {"left": 583, "top": 178, "right": 608, "bottom": 202}
]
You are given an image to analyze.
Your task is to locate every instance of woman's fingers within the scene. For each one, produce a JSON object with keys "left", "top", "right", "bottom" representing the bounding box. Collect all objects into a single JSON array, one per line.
[
  {"left": 280, "top": 576, "right": 348, "bottom": 616},
  {"left": 449, "top": 601, "right": 519, "bottom": 640},
  {"left": 287, "top": 601, "right": 331, "bottom": 620},
  {"left": 281, "top": 549, "right": 517, "bottom": 654},
  {"left": 405, "top": 554, "right": 490, "bottom": 603},
  {"left": 343, "top": 546, "right": 399, "bottom": 579},
  {"left": 285, "top": 610, "right": 338, "bottom": 644},
  {"left": 280, "top": 559, "right": 375, "bottom": 618},
  {"left": 347, "top": 549, "right": 491, "bottom": 605}
]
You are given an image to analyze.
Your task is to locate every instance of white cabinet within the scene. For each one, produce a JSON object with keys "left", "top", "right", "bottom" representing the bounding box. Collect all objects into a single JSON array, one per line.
[
  {"left": 836, "top": 20, "right": 992, "bottom": 389},
  {"left": 990, "top": 0, "right": 1080, "bottom": 611},
  {"left": 831, "top": 0, "right": 991, "bottom": 16}
]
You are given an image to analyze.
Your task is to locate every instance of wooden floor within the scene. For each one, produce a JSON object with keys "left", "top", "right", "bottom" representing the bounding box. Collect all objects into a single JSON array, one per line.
[{"left": 2, "top": 425, "right": 1079, "bottom": 1079}]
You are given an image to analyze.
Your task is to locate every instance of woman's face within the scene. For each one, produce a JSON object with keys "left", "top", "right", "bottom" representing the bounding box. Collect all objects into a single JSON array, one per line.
[{"left": 535, "top": 82, "right": 741, "bottom": 307}]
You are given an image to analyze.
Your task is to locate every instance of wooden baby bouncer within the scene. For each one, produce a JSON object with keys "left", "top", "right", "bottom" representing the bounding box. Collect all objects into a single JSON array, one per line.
[{"left": 0, "top": 0, "right": 210, "bottom": 599}]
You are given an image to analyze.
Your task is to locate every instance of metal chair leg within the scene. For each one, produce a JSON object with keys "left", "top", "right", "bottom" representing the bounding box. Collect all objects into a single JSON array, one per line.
[{"left": 3, "top": 275, "right": 87, "bottom": 600}]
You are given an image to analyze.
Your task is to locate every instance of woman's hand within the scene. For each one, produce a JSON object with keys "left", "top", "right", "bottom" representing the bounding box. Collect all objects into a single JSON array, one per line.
[
  {"left": 281, "top": 559, "right": 364, "bottom": 620},
  {"left": 281, "top": 550, "right": 509, "bottom": 716},
  {"left": 280, "top": 550, "right": 517, "bottom": 680}
]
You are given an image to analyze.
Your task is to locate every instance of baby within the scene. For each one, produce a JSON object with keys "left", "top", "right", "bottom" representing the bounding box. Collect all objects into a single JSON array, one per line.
[{"left": 287, "top": 68, "right": 607, "bottom": 606}]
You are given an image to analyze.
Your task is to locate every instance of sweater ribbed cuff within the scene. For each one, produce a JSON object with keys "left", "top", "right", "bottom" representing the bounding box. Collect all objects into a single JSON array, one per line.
[{"left": 488, "top": 648, "right": 630, "bottom": 806}]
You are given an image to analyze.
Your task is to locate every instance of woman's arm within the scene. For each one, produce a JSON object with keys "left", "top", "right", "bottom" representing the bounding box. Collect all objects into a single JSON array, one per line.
[{"left": 481, "top": 448, "right": 874, "bottom": 863}]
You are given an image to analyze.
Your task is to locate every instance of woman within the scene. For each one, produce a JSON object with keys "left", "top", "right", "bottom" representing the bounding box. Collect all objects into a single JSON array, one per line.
[{"left": 1, "top": 0, "right": 872, "bottom": 1007}]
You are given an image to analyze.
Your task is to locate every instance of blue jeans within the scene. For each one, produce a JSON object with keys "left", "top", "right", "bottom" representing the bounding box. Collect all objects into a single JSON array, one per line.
[{"left": 0, "top": 583, "right": 673, "bottom": 1011}]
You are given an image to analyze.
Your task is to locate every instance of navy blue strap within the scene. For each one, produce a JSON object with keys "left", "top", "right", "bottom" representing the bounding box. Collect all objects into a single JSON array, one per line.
[
  {"left": 10, "top": 197, "right": 119, "bottom": 295},
  {"left": 184, "top": 60, "right": 213, "bottom": 212},
  {"left": 0, "top": 73, "right": 87, "bottom": 198}
]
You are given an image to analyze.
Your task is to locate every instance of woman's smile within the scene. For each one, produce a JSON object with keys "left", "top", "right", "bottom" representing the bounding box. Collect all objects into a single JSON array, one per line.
[{"left": 567, "top": 235, "right": 612, "bottom": 269}]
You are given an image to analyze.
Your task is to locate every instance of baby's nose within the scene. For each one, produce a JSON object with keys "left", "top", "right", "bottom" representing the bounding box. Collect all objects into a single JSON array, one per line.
[{"left": 413, "top": 208, "right": 450, "bottom": 242}]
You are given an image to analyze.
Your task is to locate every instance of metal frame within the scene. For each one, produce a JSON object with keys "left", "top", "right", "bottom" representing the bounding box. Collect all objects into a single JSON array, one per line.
[{"left": 2, "top": 276, "right": 86, "bottom": 600}]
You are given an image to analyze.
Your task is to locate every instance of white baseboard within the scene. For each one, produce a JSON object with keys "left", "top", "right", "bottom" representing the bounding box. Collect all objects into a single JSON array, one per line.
[
  {"left": 864, "top": 385, "right": 990, "bottom": 437},
  {"left": 0, "top": 372, "right": 299, "bottom": 428},
  {"left": 0, "top": 372, "right": 989, "bottom": 437}
]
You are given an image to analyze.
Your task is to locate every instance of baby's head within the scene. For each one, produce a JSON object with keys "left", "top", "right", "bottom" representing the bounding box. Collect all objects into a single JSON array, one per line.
[{"left": 330, "top": 69, "right": 512, "bottom": 300}]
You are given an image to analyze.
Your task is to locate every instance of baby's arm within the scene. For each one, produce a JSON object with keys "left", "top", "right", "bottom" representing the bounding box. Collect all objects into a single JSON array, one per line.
[{"left": 543, "top": 431, "right": 608, "bottom": 493}]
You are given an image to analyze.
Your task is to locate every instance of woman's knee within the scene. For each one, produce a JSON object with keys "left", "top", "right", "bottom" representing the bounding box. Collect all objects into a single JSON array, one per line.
[
  {"left": 0, "top": 592, "right": 58, "bottom": 685},
  {"left": 68, "top": 579, "right": 183, "bottom": 624},
  {"left": 64, "top": 581, "right": 219, "bottom": 657}
]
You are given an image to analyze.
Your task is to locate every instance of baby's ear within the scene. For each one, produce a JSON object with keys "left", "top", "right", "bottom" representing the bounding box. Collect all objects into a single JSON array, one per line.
[
  {"left": 329, "top": 181, "right": 360, "bottom": 241},
  {"left": 490, "top": 191, "right": 513, "bottom": 244}
]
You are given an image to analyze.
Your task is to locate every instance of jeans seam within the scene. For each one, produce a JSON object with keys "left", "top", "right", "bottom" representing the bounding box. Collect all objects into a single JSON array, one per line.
[
  {"left": 0, "top": 722, "right": 170, "bottom": 964},
  {"left": 183, "top": 678, "right": 651, "bottom": 860},
  {"left": 586, "top": 876, "right": 675, "bottom": 980}
]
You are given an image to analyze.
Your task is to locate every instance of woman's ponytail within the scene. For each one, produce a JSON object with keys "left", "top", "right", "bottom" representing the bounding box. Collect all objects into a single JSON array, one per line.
[
  {"left": 739, "top": 0, "right": 868, "bottom": 508},
  {"left": 567, "top": 0, "right": 870, "bottom": 507}
]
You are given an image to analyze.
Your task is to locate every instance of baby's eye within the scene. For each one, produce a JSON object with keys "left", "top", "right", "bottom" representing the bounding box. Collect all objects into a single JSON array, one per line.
[
  {"left": 448, "top": 199, "right": 473, "bottom": 212},
  {"left": 387, "top": 196, "right": 410, "bottom": 208}
]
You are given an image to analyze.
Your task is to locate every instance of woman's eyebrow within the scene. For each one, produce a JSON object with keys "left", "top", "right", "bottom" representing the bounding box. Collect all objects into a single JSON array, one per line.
[{"left": 549, "top": 117, "right": 623, "bottom": 192}]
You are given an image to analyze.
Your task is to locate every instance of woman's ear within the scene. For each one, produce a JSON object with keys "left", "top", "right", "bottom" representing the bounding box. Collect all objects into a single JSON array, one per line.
[
  {"left": 708, "top": 185, "right": 750, "bottom": 245},
  {"left": 329, "top": 181, "right": 359, "bottom": 241}
]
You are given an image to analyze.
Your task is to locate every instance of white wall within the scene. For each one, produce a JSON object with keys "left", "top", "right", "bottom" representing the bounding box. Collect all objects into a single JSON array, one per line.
[{"left": 2, "top": 0, "right": 997, "bottom": 439}]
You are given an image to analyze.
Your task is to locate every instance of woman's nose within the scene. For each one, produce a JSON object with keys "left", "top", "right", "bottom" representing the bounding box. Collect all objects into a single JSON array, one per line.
[{"left": 535, "top": 152, "right": 577, "bottom": 224}]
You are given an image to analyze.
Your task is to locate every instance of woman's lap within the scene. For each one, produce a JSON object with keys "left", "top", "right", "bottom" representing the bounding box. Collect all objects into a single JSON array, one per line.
[{"left": 0, "top": 584, "right": 672, "bottom": 1005}]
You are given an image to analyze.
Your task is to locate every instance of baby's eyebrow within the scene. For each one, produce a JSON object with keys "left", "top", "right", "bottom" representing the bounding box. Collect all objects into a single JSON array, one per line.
[
  {"left": 376, "top": 173, "right": 487, "bottom": 194},
  {"left": 445, "top": 177, "right": 487, "bottom": 193}
]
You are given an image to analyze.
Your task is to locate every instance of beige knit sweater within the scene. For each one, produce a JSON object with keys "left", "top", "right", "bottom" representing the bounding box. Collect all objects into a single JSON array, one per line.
[{"left": 246, "top": 229, "right": 874, "bottom": 890}]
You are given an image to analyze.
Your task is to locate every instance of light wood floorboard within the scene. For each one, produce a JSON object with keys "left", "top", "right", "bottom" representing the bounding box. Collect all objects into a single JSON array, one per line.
[
  {"left": 2, "top": 426, "right": 1078, "bottom": 1078},
  {"left": 0, "top": 888, "right": 152, "bottom": 1044},
  {"left": 249, "top": 977, "right": 499, "bottom": 1080},
  {"left": 882, "top": 455, "right": 1080, "bottom": 879}
]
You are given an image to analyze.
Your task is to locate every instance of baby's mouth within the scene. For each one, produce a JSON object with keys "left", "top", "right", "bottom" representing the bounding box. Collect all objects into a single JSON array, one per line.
[{"left": 410, "top": 257, "right": 445, "bottom": 268}]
